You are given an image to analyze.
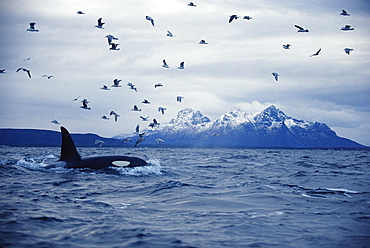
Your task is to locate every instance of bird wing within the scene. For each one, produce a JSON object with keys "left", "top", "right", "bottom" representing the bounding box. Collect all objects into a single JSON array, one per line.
[
  {"left": 229, "top": 15, "right": 236, "bottom": 23},
  {"left": 146, "top": 16, "right": 154, "bottom": 26},
  {"left": 295, "top": 25, "right": 303, "bottom": 30},
  {"left": 106, "top": 35, "right": 112, "bottom": 45},
  {"left": 342, "top": 10, "right": 348, "bottom": 14},
  {"left": 135, "top": 124, "right": 140, "bottom": 133},
  {"left": 27, "top": 70, "right": 31, "bottom": 78}
]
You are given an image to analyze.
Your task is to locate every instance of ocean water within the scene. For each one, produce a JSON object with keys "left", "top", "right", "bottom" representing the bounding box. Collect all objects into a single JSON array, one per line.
[{"left": 0, "top": 147, "right": 369, "bottom": 248}]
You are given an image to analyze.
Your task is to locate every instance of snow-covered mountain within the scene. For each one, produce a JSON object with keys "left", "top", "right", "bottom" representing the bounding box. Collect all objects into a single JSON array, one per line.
[{"left": 114, "top": 105, "right": 364, "bottom": 148}]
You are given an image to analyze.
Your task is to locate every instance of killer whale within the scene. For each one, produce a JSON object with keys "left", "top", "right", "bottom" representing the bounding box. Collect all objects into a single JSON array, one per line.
[{"left": 44, "top": 126, "right": 147, "bottom": 169}]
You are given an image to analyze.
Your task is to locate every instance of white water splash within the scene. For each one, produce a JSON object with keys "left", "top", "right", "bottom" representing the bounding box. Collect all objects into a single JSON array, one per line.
[
  {"left": 112, "top": 158, "right": 162, "bottom": 176},
  {"left": 16, "top": 158, "right": 46, "bottom": 170}
]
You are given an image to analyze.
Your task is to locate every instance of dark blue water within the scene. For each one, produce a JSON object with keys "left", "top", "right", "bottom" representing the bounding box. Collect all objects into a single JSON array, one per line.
[{"left": 0, "top": 147, "right": 369, "bottom": 248}]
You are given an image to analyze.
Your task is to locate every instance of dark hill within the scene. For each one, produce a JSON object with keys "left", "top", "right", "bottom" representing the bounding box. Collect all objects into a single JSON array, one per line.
[{"left": 0, "top": 129, "right": 123, "bottom": 147}]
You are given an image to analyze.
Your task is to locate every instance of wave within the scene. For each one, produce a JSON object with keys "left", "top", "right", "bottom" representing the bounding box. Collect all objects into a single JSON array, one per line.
[{"left": 286, "top": 184, "right": 364, "bottom": 198}]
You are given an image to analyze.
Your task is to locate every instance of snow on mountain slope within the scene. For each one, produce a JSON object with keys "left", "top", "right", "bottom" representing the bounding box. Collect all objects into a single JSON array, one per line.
[{"left": 114, "top": 105, "right": 364, "bottom": 148}]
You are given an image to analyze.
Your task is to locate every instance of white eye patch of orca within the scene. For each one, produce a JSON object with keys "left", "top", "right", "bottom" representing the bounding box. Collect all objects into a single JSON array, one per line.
[{"left": 112, "top": 161, "right": 131, "bottom": 167}]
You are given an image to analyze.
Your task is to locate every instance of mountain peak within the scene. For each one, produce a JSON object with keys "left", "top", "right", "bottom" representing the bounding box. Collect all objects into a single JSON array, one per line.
[
  {"left": 213, "top": 107, "right": 253, "bottom": 128},
  {"left": 169, "top": 108, "right": 211, "bottom": 127},
  {"left": 254, "top": 105, "right": 288, "bottom": 123}
]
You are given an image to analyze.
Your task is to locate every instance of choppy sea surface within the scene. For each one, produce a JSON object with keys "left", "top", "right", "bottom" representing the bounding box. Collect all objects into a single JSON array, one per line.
[{"left": 0, "top": 147, "right": 369, "bottom": 248}]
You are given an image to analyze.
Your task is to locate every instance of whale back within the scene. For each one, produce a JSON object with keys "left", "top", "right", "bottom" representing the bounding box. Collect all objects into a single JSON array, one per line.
[{"left": 59, "top": 126, "right": 81, "bottom": 162}]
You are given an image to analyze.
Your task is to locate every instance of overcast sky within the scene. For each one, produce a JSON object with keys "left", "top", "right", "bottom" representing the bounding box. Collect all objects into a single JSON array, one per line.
[{"left": 0, "top": 0, "right": 369, "bottom": 145}]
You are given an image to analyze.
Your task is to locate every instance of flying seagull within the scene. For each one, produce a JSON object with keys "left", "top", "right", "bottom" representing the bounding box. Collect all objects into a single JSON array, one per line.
[
  {"left": 101, "top": 115, "right": 109, "bottom": 120},
  {"left": 199, "top": 39, "right": 208, "bottom": 44},
  {"left": 112, "top": 79, "right": 122, "bottom": 87},
  {"left": 177, "top": 96, "right": 184, "bottom": 102},
  {"left": 0, "top": 69, "right": 6, "bottom": 74},
  {"left": 129, "top": 85, "right": 137, "bottom": 92},
  {"left": 122, "top": 138, "right": 131, "bottom": 143},
  {"left": 27, "top": 23, "right": 39, "bottom": 32},
  {"left": 155, "top": 83, "right": 163, "bottom": 88},
  {"left": 95, "top": 18, "right": 105, "bottom": 29},
  {"left": 142, "top": 99, "right": 150, "bottom": 104},
  {"left": 127, "top": 82, "right": 137, "bottom": 91},
  {"left": 109, "top": 43, "right": 120, "bottom": 51},
  {"left": 310, "top": 48, "right": 321, "bottom": 57},
  {"left": 272, "top": 72, "right": 280, "bottom": 81},
  {"left": 77, "top": 11, "right": 85, "bottom": 14},
  {"left": 110, "top": 111, "right": 120, "bottom": 122},
  {"left": 100, "top": 85, "right": 110, "bottom": 90},
  {"left": 16, "top": 68, "right": 31, "bottom": 78},
  {"left": 134, "top": 132, "right": 145, "bottom": 147},
  {"left": 51, "top": 119, "right": 60, "bottom": 125},
  {"left": 188, "top": 2, "right": 196, "bottom": 7},
  {"left": 178, "top": 61, "right": 185, "bottom": 69},
  {"left": 149, "top": 118, "right": 160, "bottom": 128},
  {"left": 340, "top": 10, "right": 350, "bottom": 16},
  {"left": 340, "top": 25, "right": 354, "bottom": 31},
  {"left": 94, "top": 140, "right": 105, "bottom": 147},
  {"left": 23, "top": 57, "right": 32, "bottom": 62},
  {"left": 80, "top": 99, "right": 91, "bottom": 110},
  {"left": 158, "top": 107, "right": 166, "bottom": 115},
  {"left": 134, "top": 124, "right": 142, "bottom": 134},
  {"left": 140, "top": 116, "right": 149, "bottom": 121},
  {"left": 156, "top": 138, "right": 164, "bottom": 144},
  {"left": 344, "top": 48, "right": 353, "bottom": 55},
  {"left": 229, "top": 15, "right": 239, "bottom": 23},
  {"left": 42, "top": 75, "right": 54, "bottom": 79},
  {"left": 243, "top": 16, "right": 252, "bottom": 20},
  {"left": 162, "top": 59, "right": 170, "bottom": 68},
  {"left": 295, "top": 25, "right": 309, "bottom": 32},
  {"left": 146, "top": 16, "right": 155, "bottom": 26},
  {"left": 105, "top": 34, "right": 119, "bottom": 45},
  {"left": 132, "top": 105, "right": 142, "bottom": 112},
  {"left": 166, "top": 31, "right": 175, "bottom": 37},
  {"left": 283, "top": 44, "right": 291, "bottom": 49}
]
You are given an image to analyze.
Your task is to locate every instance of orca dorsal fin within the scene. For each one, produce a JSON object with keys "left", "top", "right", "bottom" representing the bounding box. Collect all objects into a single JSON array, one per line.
[{"left": 59, "top": 126, "right": 81, "bottom": 162}]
